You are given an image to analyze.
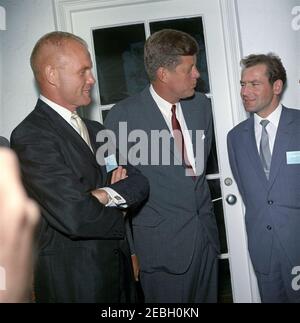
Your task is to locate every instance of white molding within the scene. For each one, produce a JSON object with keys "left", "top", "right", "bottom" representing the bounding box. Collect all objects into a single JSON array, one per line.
[
  {"left": 219, "top": 0, "right": 246, "bottom": 126},
  {"left": 53, "top": 0, "right": 169, "bottom": 31},
  {"left": 0, "top": 5, "right": 6, "bottom": 30}
]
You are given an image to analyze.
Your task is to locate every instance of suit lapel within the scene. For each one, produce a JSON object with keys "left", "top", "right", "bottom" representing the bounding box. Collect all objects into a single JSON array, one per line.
[
  {"left": 35, "top": 100, "right": 98, "bottom": 168},
  {"left": 243, "top": 115, "right": 269, "bottom": 188},
  {"left": 268, "top": 107, "right": 293, "bottom": 187}
]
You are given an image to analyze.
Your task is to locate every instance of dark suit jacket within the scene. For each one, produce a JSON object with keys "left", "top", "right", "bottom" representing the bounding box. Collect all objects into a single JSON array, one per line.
[
  {"left": 105, "top": 87, "right": 220, "bottom": 275},
  {"left": 227, "top": 106, "right": 300, "bottom": 274},
  {"left": 10, "top": 99, "right": 149, "bottom": 303}
]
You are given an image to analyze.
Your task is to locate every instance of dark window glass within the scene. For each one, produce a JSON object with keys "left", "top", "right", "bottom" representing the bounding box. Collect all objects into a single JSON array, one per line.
[
  {"left": 208, "top": 179, "right": 227, "bottom": 254},
  {"left": 206, "top": 117, "right": 219, "bottom": 174},
  {"left": 93, "top": 24, "right": 148, "bottom": 105},
  {"left": 218, "top": 259, "right": 233, "bottom": 303}
]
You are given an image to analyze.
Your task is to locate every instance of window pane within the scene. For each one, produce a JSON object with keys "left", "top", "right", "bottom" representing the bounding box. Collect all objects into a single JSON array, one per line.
[
  {"left": 208, "top": 179, "right": 227, "bottom": 254},
  {"left": 218, "top": 259, "right": 233, "bottom": 303},
  {"left": 150, "top": 17, "right": 210, "bottom": 93},
  {"left": 206, "top": 116, "right": 219, "bottom": 174},
  {"left": 93, "top": 24, "right": 148, "bottom": 105}
]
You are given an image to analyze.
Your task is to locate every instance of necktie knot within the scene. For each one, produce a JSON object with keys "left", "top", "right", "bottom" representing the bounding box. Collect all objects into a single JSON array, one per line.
[
  {"left": 171, "top": 104, "right": 176, "bottom": 115},
  {"left": 260, "top": 119, "right": 270, "bottom": 128}
]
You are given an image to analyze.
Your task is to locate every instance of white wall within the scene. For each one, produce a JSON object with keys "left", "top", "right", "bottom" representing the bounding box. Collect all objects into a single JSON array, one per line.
[
  {"left": 0, "top": 0, "right": 55, "bottom": 139},
  {"left": 236, "top": 0, "right": 300, "bottom": 108}
]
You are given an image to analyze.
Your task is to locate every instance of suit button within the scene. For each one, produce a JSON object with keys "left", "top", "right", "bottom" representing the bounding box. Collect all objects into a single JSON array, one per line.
[
  {"left": 267, "top": 225, "right": 272, "bottom": 231},
  {"left": 113, "top": 249, "right": 119, "bottom": 255},
  {"left": 268, "top": 200, "right": 273, "bottom": 205}
]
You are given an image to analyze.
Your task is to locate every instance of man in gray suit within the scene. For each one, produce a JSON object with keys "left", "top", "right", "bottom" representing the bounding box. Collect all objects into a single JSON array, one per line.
[
  {"left": 227, "top": 53, "right": 300, "bottom": 302},
  {"left": 105, "top": 29, "right": 220, "bottom": 303}
]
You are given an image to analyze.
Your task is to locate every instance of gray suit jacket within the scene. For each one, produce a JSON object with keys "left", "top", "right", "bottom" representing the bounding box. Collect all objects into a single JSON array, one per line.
[
  {"left": 227, "top": 106, "right": 300, "bottom": 274},
  {"left": 105, "top": 87, "right": 220, "bottom": 274}
]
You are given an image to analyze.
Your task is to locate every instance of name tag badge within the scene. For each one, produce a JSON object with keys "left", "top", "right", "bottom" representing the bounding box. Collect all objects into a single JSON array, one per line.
[
  {"left": 104, "top": 154, "right": 118, "bottom": 172},
  {"left": 286, "top": 151, "right": 300, "bottom": 165}
]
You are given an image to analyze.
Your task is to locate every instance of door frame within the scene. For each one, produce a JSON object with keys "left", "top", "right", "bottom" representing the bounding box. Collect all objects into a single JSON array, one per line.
[{"left": 53, "top": 0, "right": 260, "bottom": 303}]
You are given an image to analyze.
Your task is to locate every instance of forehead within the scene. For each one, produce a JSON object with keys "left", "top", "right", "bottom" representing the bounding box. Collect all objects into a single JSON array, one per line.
[
  {"left": 178, "top": 55, "right": 196, "bottom": 65},
  {"left": 60, "top": 40, "right": 92, "bottom": 65},
  {"left": 241, "top": 64, "right": 268, "bottom": 80}
]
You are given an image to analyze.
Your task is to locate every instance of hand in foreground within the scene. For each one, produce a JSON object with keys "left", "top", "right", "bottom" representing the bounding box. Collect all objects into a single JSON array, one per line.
[{"left": 0, "top": 148, "right": 39, "bottom": 303}]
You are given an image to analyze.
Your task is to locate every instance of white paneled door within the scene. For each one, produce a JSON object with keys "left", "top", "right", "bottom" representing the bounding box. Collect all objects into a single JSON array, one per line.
[{"left": 54, "top": 0, "right": 260, "bottom": 302}]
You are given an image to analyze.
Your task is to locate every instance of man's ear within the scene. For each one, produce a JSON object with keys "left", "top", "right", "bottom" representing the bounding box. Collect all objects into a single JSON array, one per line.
[
  {"left": 45, "top": 65, "right": 58, "bottom": 86},
  {"left": 273, "top": 79, "right": 283, "bottom": 95},
  {"left": 156, "top": 67, "right": 168, "bottom": 83}
]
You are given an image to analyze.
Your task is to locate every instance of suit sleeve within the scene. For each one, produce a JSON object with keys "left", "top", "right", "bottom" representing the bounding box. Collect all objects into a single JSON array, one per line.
[
  {"left": 11, "top": 128, "right": 125, "bottom": 240},
  {"left": 104, "top": 103, "right": 139, "bottom": 254}
]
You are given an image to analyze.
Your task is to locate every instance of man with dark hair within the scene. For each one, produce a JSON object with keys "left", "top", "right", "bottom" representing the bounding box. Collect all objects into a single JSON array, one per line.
[
  {"left": 11, "top": 31, "right": 149, "bottom": 303},
  {"left": 227, "top": 53, "right": 300, "bottom": 302},
  {"left": 105, "top": 29, "right": 220, "bottom": 303}
]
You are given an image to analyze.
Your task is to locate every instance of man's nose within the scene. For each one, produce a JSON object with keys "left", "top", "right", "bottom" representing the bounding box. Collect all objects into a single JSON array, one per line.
[
  {"left": 87, "top": 72, "right": 96, "bottom": 85},
  {"left": 193, "top": 66, "right": 200, "bottom": 79}
]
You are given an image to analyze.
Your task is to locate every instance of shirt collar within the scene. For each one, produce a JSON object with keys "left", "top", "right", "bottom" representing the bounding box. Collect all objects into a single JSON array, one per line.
[
  {"left": 40, "top": 95, "right": 73, "bottom": 123},
  {"left": 254, "top": 103, "right": 282, "bottom": 128},
  {"left": 149, "top": 85, "right": 176, "bottom": 114}
]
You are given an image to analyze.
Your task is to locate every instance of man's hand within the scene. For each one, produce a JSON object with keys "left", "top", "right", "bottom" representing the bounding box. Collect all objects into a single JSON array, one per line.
[
  {"left": 131, "top": 254, "right": 140, "bottom": 282},
  {"left": 91, "top": 167, "right": 128, "bottom": 205},
  {"left": 91, "top": 188, "right": 110, "bottom": 205},
  {"left": 111, "top": 166, "right": 128, "bottom": 184}
]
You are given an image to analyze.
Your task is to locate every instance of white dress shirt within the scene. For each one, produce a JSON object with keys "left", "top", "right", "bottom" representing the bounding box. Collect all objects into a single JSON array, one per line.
[
  {"left": 254, "top": 104, "right": 282, "bottom": 155},
  {"left": 149, "top": 85, "right": 196, "bottom": 172},
  {"left": 39, "top": 95, "right": 127, "bottom": 208}
]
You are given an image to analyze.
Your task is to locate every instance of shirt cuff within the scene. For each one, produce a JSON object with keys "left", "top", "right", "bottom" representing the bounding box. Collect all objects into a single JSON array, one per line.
[{"left": 101, "top": 187, "right": 128, "bottom": 208}]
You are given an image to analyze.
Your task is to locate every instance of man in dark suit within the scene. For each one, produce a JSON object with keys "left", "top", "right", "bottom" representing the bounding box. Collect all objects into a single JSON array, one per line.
[
  {"left": 105, "top": 29, "right": 220, "bottom": 303},
  {"left": 227, "top": 53, "right": 300, "bottom": 302},
  {"left": 10, "top": 31, "right": 149, "bottom": 303}
]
